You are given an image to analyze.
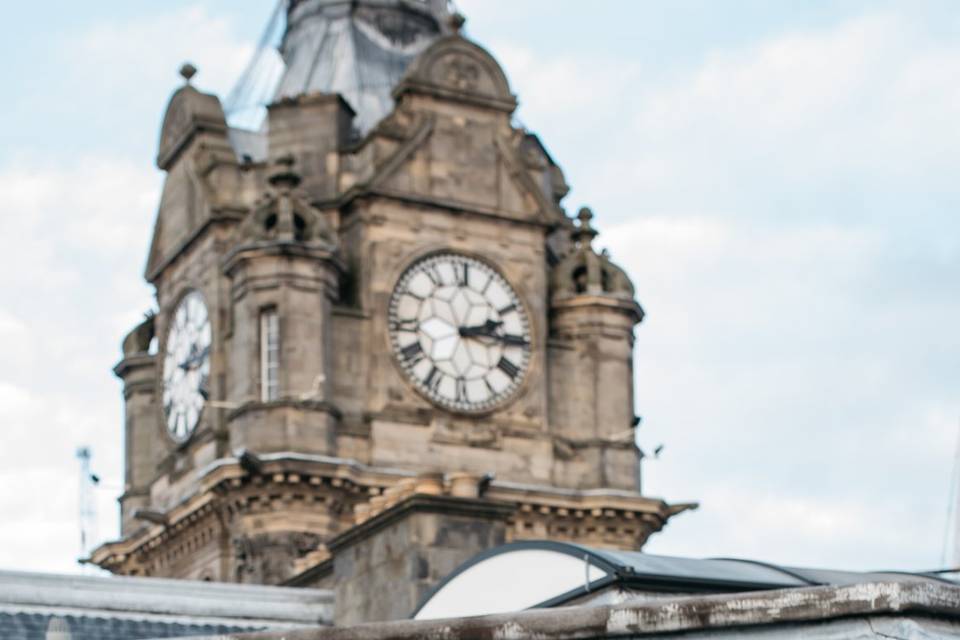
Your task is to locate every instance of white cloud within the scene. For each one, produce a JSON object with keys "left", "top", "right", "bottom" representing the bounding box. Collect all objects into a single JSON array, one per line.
[
  {"left": 0, "top": 310, "right": 26, "bottom": 335},
  {"left": 67, "top": 5, "right": 254, "bottom": 98},
  {"left": 601, "top": 197, "right": 958, "bottom": 570},
  {"left": 0, "top": 2, "right": 266, "bottom": 574},
  {"left": 626, "top": 11, "right": 960, "bottom": 206},
  {"left": 506, "top": 11, "right": 960, "bottom": 570},
  {"left": 491, "top": 42, "right": 643, "bottom": 123}
]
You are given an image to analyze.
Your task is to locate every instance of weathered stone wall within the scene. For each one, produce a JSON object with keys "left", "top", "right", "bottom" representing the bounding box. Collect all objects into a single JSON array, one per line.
[{"left": 330, "top": 496, "right": 512, "bottom": 626}]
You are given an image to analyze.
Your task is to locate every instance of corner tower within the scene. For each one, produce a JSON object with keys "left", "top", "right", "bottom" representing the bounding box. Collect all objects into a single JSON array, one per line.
[{"left": 93, "top": 5, "right": 695, "bottom": 601}]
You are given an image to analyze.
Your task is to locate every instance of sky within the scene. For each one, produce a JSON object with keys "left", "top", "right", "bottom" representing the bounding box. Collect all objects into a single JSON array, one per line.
[{"left": 0, "top": 0, "right": 957, "bottom": 576}]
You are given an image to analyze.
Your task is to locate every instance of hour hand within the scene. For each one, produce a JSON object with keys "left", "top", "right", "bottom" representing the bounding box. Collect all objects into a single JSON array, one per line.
[
  {"left": 178, "top": 346, "right": 210, "bottom": 370},
  {"left": 458, "top": 320, "right": 503, "bottom": 337}
]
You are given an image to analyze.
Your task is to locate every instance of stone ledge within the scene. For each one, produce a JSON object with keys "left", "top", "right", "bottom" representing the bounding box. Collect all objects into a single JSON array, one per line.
[{"left": 176, "top": 581, "right": 960, "bottom": 640}]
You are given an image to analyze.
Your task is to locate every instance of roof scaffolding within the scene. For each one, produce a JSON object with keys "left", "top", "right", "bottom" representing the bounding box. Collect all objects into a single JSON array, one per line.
[{"left": 224, "top": 0, "right": 452, "bottom": 134}]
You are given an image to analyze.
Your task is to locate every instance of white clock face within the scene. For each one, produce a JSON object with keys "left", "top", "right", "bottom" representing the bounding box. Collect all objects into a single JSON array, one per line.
[
  {"left": 388, "top": 253, "right": 532, "bottom": 412},
  {"left": 161, "top": 291, "right": 211, "bottom": 441}
]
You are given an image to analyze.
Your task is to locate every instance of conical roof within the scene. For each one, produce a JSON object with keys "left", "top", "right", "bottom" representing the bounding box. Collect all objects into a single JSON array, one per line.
[{"left": 276, "top": 0, "right": 452, "bottom": 134}]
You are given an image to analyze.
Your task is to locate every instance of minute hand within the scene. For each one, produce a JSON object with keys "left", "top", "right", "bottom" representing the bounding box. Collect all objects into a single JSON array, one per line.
[
  {"left": 458, "top": 320, "right": 502, "bottom": 337},
  {"left": 465, "top": 331, "right": 529, "bottom": 347},
  {"left": 494, "top": 333, "right": 530, "bottom": 347},
  {"left": 178, "top": 346, "right": 211, "bottom": 370}
]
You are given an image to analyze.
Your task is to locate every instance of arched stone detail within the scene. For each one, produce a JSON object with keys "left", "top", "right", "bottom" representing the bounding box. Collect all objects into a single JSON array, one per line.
[
  {"left": 156, "top": 84, "right": 228, "bottom": 170},
  {"left": 394, "top": 35, "right": 517, "bottom": 112}
]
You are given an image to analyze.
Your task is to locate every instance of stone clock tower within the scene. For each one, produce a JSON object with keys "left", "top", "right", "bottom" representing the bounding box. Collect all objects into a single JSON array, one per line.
[{"left": 93, "top": 0, "right": 694, "bottom": 622}]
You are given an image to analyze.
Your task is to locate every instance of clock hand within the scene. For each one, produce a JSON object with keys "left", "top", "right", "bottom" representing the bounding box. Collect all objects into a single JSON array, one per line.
[
  {"left": 178, "top": 346, "right": 210, "bottom": 371},
  {"left": 458, "top": 320, "right": 503, "bottom": 337},
  {"left": 458, "top": 322, "right": 529, "bottom": 348},
  {"left": 493, "top": 333, "right": 530, "bottom": 348}
]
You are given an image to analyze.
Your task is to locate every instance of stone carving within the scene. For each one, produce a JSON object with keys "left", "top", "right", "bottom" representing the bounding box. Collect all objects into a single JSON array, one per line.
[
  {"left": 396, "top": 37, "right": 517, "bottom": 112},
  {"left": 443, "top": 57, "right": 481, "bottom": 91},
  {"left": 552, "top": 208, "right": 636, "bottom": 300},
  {"left": 233, "top": 156, "right": 336, "bottom": 247},
  {"left": 234, "top": 532, "right": 323, "bottom": 585}
]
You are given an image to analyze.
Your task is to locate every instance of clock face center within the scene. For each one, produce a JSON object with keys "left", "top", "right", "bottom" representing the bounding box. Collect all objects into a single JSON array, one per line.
[
  {"left": 161, "top": 291, "right": 211, "bottom": 441},
  {"left": 388, "top": 253, "right": 531, "bottom": 413}
]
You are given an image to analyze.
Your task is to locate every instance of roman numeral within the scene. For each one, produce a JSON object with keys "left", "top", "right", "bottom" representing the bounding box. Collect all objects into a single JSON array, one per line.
[
  {"left": 424, "top": 366, "right": 442, "bottom": 392},
  {"left": 390, "top": 318, "right": 418, "bottom": 332},
  {"left": 455, "top": 377, "right": 468, "bottom": 403},
  {"left": 401, "top": 342, "right": 424, "bottom": 364},
  {"left": 425, "top": 265, "right": 444, "bottom": 286},
  {"left": 498, "top": 303, "right": 516, "bottom": 315},
  {"left": 497, "top": 357, "right": 520, "bottom": 379},
  {"left": 458, "top": 263, "right": 469, "bottom": 287}
]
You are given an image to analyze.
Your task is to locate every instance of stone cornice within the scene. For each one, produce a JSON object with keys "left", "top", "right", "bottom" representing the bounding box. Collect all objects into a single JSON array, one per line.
[
  {"left": 113, "top": 353, "right": 156, "bottom": 380},
  {"left": 91, "top": 453, "right": 694, "bottom": 573},
  {"left": 226, "top": 399, "right": 344, "bottom": 423},
  {"left": 551, "top": 293, "right": 645, "bottom": 324},
  {"left": 221, "top": 240, "right": 345, "bottom": 280}
]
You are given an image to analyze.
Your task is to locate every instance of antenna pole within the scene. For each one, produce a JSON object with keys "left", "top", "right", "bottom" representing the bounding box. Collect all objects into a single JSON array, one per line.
[{"left": 75, "top": 447, "right": 98, "bottom": 566}]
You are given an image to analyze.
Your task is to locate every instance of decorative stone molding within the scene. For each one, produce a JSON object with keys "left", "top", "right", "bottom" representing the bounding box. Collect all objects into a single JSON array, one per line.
[
  {"left": 393, "top": 35, "right": 518, "bottom": 113},
  {"left": 230, "top": 157, "right": 338, "bottom": 249},
  {"left": 552, "top": 207, "right": 639, "bottom": 306},
  {"left": 92, "top": 454, "right": 694, "bottom": 579},
  {"left": 156, "top": 66, "right": 229, "bottom": 170}
]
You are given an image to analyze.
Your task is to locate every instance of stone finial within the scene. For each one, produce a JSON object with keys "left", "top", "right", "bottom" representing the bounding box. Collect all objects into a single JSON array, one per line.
[
  {"left": 179, "top": 62, "right": 198, "bottom": 84},
  {"left": 573, "top": 206, "right": 598, "bottom": 245},
  {"left": 449, "top": 12, "right": 466, "bottom": 33},
  {"left": 551, "top": 206, "right": 638, "bottom": 301}
]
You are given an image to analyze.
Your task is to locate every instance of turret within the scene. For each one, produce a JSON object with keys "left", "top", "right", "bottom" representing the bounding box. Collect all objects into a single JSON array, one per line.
[
  {"left": 548, "top": 208, "right": 645, "bottom": 491},
  {"left": 114, "top": 315, "right": 160, "bottom": 535},
  {"left": 222, "top": 157, "right": 344, "bottom": 455}
]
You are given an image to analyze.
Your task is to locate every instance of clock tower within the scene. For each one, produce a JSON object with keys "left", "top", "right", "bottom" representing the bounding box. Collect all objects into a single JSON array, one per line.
[{"left": 93, "top": 0, "right": 695, "bottom": 619}]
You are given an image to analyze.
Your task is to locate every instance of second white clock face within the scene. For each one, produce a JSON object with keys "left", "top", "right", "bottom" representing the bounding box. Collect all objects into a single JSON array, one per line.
[
  {"left": 161, "top": 291, "right": 211, "bottom": 441},
  {"left": 388, "top": 253, "right": 532, "bottom": 412}
]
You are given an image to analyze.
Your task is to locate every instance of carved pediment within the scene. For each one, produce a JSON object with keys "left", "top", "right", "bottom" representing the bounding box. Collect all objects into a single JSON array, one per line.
[
  {"left": 157, "top": 82, "right": 228, "bottom": 170},
  {"left": 394, "top": 35, "right": 517, "bottom": 113}
]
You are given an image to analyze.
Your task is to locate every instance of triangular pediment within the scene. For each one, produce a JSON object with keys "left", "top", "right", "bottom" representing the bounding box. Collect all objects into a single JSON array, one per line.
[{"left": 351, "top": 111, "right": 563, "bottom": 226}]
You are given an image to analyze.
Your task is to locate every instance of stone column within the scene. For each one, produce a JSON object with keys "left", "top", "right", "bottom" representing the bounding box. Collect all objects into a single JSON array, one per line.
[{"left": 114, "top": 317, "right": 162, "bottom": 535}]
